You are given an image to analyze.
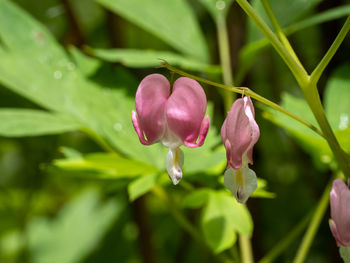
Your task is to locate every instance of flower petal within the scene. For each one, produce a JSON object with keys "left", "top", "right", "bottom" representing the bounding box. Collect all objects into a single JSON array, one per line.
[
  {"left": 184, "top": 115, "right": 210, "bottom": 148},
  {"left": 224, "top": 166, "right": 257, "bottom": 203},
  {"left": 243, "top": 97, "right": 260, "bottom": 163},
  {"left": 134, "top": 74, "right": 170, "bottom": 144},
  {"left": 222, "top": 97, "right": 259, "bottom": 169},
  {"left": 131, "top": 111, "right": 151, "bottom": 145},
  {"left": 166, "top": 147, "right": 184, "bottom": 185},
  {"left": 166, "top": 77, "right": 208, "bottom": 148},
  {"left": 330, "top": 179, "right": 350, "bottom": 246}
]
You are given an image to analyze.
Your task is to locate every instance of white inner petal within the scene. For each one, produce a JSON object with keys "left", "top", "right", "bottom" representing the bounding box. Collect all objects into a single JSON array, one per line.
[
  {"left": 166, "top": 147, "right": 184, "bottom": 185},
  {"left": 161, "top": 125, "right": 182, "bottom": 149},
  {"left": 224, "top": 166, "right": 257, "bottom": 203}
]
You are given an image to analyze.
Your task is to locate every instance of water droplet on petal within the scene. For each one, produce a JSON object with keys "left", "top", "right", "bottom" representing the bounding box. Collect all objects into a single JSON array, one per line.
[
  {"left": 216, "top": 0, "right": 226, "bottom": 10},
  {"left": 53, "top": 70, "right": 62, "bottom": 79},
  {"left": 114, "top": 123, "right": 123, "bottom": 131}
]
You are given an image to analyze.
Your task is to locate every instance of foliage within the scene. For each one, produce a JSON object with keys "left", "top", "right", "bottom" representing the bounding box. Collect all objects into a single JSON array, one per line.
[{"left": 0, "top": 0, "right": 349, "bottom": 262}]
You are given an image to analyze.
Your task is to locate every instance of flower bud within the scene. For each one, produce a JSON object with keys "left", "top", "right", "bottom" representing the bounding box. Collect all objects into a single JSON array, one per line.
[
  {"left": 221, "top": 96, "right": 260, "bottom": 203},
  {"left": 330, "top": 178, "right": 350, "bottom": 247}
]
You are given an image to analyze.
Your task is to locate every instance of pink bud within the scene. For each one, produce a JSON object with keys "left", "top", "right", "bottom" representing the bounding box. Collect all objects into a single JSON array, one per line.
[
  {"left": 132, "top": 74, "right": 209, "bottom": 148},
  {"left": 221, "top": 96, "right": 260, "bottom": 170},
  {"left": 330, "top": 178, "right": 350, "bottom": 247}
]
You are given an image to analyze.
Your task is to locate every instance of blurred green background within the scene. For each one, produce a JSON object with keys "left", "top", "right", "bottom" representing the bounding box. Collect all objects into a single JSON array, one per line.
[{"left": 0, "top": 0, "right": 350, "bottom": 262}]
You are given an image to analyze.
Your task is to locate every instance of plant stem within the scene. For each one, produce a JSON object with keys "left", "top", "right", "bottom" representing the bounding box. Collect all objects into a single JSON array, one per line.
[
  {"left": 217, "top": 14, "right": 234, "bottom": 110},
  {"left": 240, "top": 235, "right": 254, "bottom": 263},
  {"left": 293, "top": 178, "right": 334, "bottom": 263},
  {"left": 235, "top": 0, "right": 350, "bottom": 176},
  {"left": 303, "top": 83, "right": 350, "bottom": 176},
  {"left": 152, "top": 186, "right": 202, "bottom": 242},
  {"left": 162, "top": 63, "right": 324, "bottom": 138},
  {"left": 310, "top": 16, "right": 350, "bottom": 84},
  {"left": 152, "top": 186, "right": 234, "bottom": 263},
  {"left": 258, "top": 212, "right": 311, "bottom": 263},
  {"left": 235, "top": 0, "right": 309, "bottom": 86},
  {"left": 260, "top": 0, "right": 303, "bottom": 68}
]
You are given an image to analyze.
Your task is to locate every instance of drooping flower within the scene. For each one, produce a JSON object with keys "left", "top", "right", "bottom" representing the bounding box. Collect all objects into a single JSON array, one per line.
[
  {"left": 329, "top": 178, "right": 350, "bottom": 247},
  {"left": 131, "top": 74, "right": 210, "bottom": 185},
  {"left": 221, "top": 96, "right": 260, "bottom": 203}
]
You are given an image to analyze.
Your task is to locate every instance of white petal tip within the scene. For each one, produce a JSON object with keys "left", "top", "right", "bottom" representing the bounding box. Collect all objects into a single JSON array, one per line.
[
  {"left": 224, "top": 167, "right": 257, "bottom": 203},
  {"left": 166, "top": 148, "right": 184, "bottom": 185}
]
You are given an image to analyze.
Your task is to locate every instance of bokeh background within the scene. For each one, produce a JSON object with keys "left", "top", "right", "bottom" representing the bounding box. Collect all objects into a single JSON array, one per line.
[{"left": 0, "top": 0, "right": 350, "bottom": 262}]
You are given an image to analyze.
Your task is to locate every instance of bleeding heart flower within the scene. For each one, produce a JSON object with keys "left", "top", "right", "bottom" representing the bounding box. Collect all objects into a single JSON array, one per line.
[
  {"left": 131, "top": 74, "right": 210, "bottom": 184},
  {"left": 329, "top": 178, "right": 350, "bottom": 247},
  {"left": 221, "top": 96, "right": 260, "bottom": 203}
]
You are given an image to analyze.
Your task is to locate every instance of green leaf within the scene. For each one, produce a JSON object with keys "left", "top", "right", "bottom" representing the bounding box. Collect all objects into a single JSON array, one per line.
[
  {"left": 182, "top": 188, "right": 211, "bottom": 208},
  {"left": 27, "top": 189, "right": 122, "bottom": 263},
  {"left": 0, "top": 0, "right": 165, "bottom": 168},
  {"left": 247, "top": 0, "right": 322, "bottom": 42},
  {"left": 324, "top": 64, "right": 350, "bottom": 131},
  {"left": 95, "top": 0, "right": 209, "bottom": 62},
  {"left": 54, "top": 152, "right": 158, "bottom": 178},
  {"left": 0, "top": 109, "right": 81, "bottom": 137},
  {"left": 128, "top": 174, "right": 159, "bottom": 201},
  {"left": 201, "top": 191, "right": 253, "bottom": 253},
  {"left": 251, "top": 178, "right": 276, "bottom": 199},
  {"left": 198, "top": 0, "right": 234, "bottom": 19},
  {"left": 89, "top": 48, "right": 220, "bottom": 74},
  {"left": 69, "top": 46, "right": 102, "bottom": 77}
]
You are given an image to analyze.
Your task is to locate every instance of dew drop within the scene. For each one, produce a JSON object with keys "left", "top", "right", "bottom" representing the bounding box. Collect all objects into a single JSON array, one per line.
[
  {"left": 113, "top": 123, "right": 123, "bottom": 132},
  {"left": 216, "top": 0, "right": 226, "bottom": 10},
  {"left": 32, "top": 31, "right": 46, "bottom": 46},
  {"left": 53, "top": 70, "right": 63, "bottom": 79},
  {"left": 46, "top": 5, "right": 64, "bottom": 18},
  {"left": 339, "top": 113, "right": 349, "bottom": 130},
  {"left": 321, "top": 155, "right": 332, "bottom": 164},
  {"left": 66, "top": 62, "right": 76, "bottom": 71}
]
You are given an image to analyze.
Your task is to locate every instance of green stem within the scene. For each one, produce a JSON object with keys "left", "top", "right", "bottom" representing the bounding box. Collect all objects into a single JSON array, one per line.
[
  {"left": 258, "top": 212, "right": 311, "bottom": 263},
  {"left": 235, "top": 0, "right": 350, "bottom": 176},
  {"left": 303, "top": 83, "right": 350, "bottom": 176},
  {"left": 310, "top": 16, "right": 350, "bottom": 84},
  {"left": 152, "top": 186, "right": 234, "bottom": 263},
  {"left": 260, "top": 0, "right": 303, "bottom": 68},
  {"left": 162, "top": 63, "right": 324, "bottom": 138},
  {"left": 235, "top": 0, "right": 309, "bottom": 86},
  {"left": 240, "top": 235, "right": 254, "bottom": 263},
  {"left": 217, "top": 14, "right": 235, "bottom": 111},
  {"left": 293, "top": 178, "right": 334, "bottom": 263}
]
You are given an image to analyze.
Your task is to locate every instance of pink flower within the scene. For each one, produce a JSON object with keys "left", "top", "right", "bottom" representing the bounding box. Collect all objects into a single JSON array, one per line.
[
  {"left": 132, "top": 74, "right": 210, "bottom": 184},
  {"left": 329, "top": 178, "right": 350, "bottom": 247},
  {"left": 221, "top": 96, "right": 260, "bottom": 203}
]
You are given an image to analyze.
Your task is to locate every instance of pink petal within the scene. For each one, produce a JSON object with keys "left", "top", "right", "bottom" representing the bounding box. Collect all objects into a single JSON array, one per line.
[
  {"left": 244, "top": 97, "right": 260, "bottom": 163},
  {"left": 131, "top": 111, "right": 151, "bottom": 145},
  {"left": 330, "top": 179, "right": 350, "bottom": 246},
  {"left": 134, "top": 74, "right": 170, "bottom": 144},
  {"left": 222, "top": 97, "right": 259, "bottom": 170},
  {"left": 184, "top": 116, "right": 210, "bottom": 148},
  {"left": 166, "top": 77, "right": 208, "bottom": 148}
]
